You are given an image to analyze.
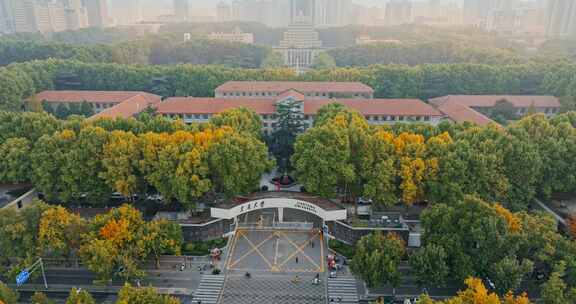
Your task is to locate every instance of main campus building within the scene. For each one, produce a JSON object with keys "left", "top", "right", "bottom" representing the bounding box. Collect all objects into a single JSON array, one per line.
[{"left": 36, "top": 81, "right": 562, "bottom": 132}]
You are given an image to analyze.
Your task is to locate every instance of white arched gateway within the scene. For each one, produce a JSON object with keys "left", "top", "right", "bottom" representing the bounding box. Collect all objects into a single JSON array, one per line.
[{"left": 211, "top": 195, "right": 347, "bottom": 227}]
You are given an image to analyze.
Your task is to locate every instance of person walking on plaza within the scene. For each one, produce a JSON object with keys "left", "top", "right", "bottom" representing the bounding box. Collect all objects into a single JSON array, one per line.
[{"left": 295, "top": 256, "right": 299, "bottom": 264}]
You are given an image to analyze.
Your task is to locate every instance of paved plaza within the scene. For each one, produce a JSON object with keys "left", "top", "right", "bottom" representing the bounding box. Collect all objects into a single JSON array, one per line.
[
  {"left": 217, "top": 229, "right": 328, "bottom": 304},
  {"left": 226, "top": 229, "right": 325, "bottom": 273}
]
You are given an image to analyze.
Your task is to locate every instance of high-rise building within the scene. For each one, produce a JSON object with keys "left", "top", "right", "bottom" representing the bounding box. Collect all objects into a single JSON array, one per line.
[
  {"left": 385, "top": 0, "right": 413, "bottom": 26},
  {"left": 314, "top": 0, "right": 352, "bottom": 28},
  {"left": 84, "top": 0, "right": 109, "bottom": 28},
  {"left": 217, "top": 1, "right": 232, "bottom": 22},
  {"left": 463, "top": 0, "right": 520, "bottom": 27},
  {"left": 0, "top": 0, "right": 15, "bottom": 34},
  {"left": 109, "top": 0, "right": 141, "bottom": 25},
  {"left": 291, "top": 0, "right": 315, "bottom": 24},
  {"left": 174, "top": 0, "right": 189, "bottom": 21},
  {"left": 546, "top": 0, "right": 576, "bottom": 36},
  {"left": 11, "top": 0, "right": 36, "bottom": 32}
]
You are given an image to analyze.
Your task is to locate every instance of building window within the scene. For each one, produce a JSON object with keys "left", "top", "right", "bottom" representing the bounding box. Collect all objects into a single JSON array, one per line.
[
  {"left": 272, "top": 123, "right": 277, "bottom": 128},
  {"left": 424, "top": 116, "right": 430, "bottom": 121},
  {"left": 399, "top": 116, "right": 404, "bottom": 121},
  {"left": 263, "top": 122, "right": 268, "bottom": 127},
  {"left": 390, "top": 116, "right": 396, "bottom": 121},
  {"left": 202, "top": 114, "right": 208, "bottom": 119}
]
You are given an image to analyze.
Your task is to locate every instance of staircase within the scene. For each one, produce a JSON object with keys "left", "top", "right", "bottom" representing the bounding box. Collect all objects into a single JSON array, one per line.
[
  {"left": 191, "top": 274, "right": 225, "bottom": 304},
  {"left": 327, "top": 277, "right": 359, "bottom": 304}
]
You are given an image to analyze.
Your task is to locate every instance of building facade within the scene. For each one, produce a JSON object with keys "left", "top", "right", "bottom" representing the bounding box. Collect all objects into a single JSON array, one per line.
[
  {"left": 314, "top": 0, "right": 352, "bottom": 28},
  {"left": 34, "top": 91, "right": 162, "bottom": 118},
  {"left": 275, "top": 15, "right": 324, "bottom": 73},
  {"left": 385, "top": 0, "right": 413, "bottom": 26},
  {"left": 430, "top": 95, "right": 562, "bottom": 125},
  {"left": 174, "top": 0, "right": 189, "bottom": 22},
  {"left": 207, "top": 27, "right": 255, "bottom": 44},
  {"left": 3, "top": 0, "right": 90, "bottom": 33},
  {"left": 0, "top": 0, "right": 14, "bottom": 34},
  {"left": 215, "top": 81, "right": 374, "bottom": 99},
  {"left": 546, "top": 0, "right": 576, "bottom": 37},
  {"left": 84, "top": 0, "right": 109, "bottom": 28},
  {"left": 156, "top": 81, "right": 441, "bottom": 133}
]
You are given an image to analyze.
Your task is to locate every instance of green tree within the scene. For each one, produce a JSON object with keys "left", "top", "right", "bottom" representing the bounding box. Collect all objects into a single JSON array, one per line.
[
  {"left": 312, "top": 103, "right": 347, "bottom": 127},
  {"left": 0, "top": 282, "right": 19, "bottom": 304},
  {"left": 0, "top": 201, "right": 49, "bottom": 277},
  {"left": 141, "top": 220, "right": 183, "bottom": 269},
  {"left": 55, "top": 103, "right": 70, "bottom": 119},
  {"left": 489, "top": 256, "right": 533, "bottom": 295},
  {"left": 30, "top": 291, "right": 54, "bottom": 304},
  {"left": 409, "top": 244, "right": 450, "bottom": 287},
  {"left": 312, "top": 52, "right": 336, "bottom": 70},
  {"left": 79, "top": 101, "right": 94, "bottom": 117},
  {"left": 268, "top": 99, "right": 305, "bottom": 171},
  {"left": 491, "top": 99, "right": 518, "bottom": 124},
  {"left": 209, "top": 107, "right": 263, "bottom": 138},
  {"left": 208, "top": 130, "right": 273, "bottom": 197},
  {"left": 30, "top": 130, "right": 76, "bottom": 201},
  {"left": 0, "top": 137, "right": 31, "bottom": 183},
  {"left": 292, "top": 109, "right": 369, "bottom": 200},
  {"left": 260, "top": 51, "right": 284, "bottom": 68},
  {"left": 350, "top": 232, "right": 405, "bottom": 288},
  {"left": 420, "top": 196, "right": 522, "bottom": 283},
  {"left": 116, "top": 284, "right": 180, "bottom": 304},
  {"left": 65, "top": 288, "right": 96, "bottom": 304},
  {"left": 60, "top": 126, "right": 111, "bottom": 203},
  {"left": 100, "top": 130, "right": 142, "bottom": 198},
  {"left": 541, "top": 262, "right": 569, "bottom": 304}
]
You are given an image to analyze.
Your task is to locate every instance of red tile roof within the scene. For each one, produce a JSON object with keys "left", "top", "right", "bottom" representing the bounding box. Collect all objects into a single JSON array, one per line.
[
  {"left": 156, "top": 97, "right": 441, "bottom": 117},
  {"left": 429, "top": 95, "right": 561, "bottom": 108},
  {"left": 35, "top": 90, "right": 160, "bottom": 104},
  {"left": 91, "top": 94, "right": 161, "bottom": 120},
  {"left": 278, "top": 89, "right": 306, "bottom": 101},
  {"left": 215, "top": 81, "right": 374, "bottom": 94},
  {"left": 430, "top": 99, "right": 495, "bottom": 126},
  {"left": 155, "top": 98, "right": 278, "bottom": 115}
]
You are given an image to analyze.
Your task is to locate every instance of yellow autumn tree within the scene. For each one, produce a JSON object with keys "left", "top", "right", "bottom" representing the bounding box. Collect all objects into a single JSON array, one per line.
[
  {"left": 493, "top": 204, "right": 522, "bottom": 233},
  {"left": 568, "top": 214, "right": 576, "bottom": 239},
  {"left": 424, "top": 277, "right": 531, "bottom": 304},
  {"left": 38, "top": 206, "right": 87, "bottom": 260}
]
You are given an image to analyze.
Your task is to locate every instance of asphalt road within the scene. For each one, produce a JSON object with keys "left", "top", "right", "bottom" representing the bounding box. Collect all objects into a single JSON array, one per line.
[{"left": 10, "top": 266, "right": 204, "bottom": 303}]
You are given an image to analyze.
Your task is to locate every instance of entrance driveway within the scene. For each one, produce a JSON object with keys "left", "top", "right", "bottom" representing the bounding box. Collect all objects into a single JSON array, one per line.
[{"left": 227, "top": 229, "right": 324, "bottom": 274}]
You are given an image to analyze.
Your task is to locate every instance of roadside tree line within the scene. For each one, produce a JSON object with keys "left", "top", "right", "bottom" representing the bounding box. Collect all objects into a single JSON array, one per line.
[
  {"left": 351, "top": 196, "right": 576, "bottom": 302},
  {"left": 292, "top": 106, "right": 576, "bottom": 211},
  {"left": 0, "top": 202, "right": 182, "bottom": 284},
  {"left": 0, "top": 110, "right": 273, "bottom": 207},
  {"left": 0, "top": 282, "right": 181, "bottom": 304}
]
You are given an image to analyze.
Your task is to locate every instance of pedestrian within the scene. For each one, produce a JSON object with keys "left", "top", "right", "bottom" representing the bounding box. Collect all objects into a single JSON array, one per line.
[{"left": 295, "top": 256, "right": 299, "bottom": 264}]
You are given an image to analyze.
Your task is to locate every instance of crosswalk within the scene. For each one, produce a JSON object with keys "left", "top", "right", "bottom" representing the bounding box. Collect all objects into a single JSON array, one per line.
[
  {"left": 327, "top": 277, "right": 359, "bottom": 304},
  {"left": 191, "top": 274, "right": 225, "bottom": 304}
]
